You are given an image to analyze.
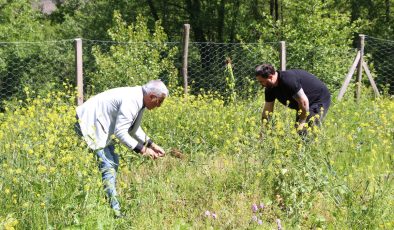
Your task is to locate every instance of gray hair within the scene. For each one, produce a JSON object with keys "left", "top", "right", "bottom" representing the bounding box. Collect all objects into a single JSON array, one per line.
[{"left": 142, "top": 79, "right": 169, "bottom": 97}]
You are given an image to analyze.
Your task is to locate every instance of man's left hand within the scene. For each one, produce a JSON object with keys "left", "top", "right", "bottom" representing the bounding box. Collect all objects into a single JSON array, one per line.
[
  {"left": 297, "top": 122, "right": 308, "bottom": 136},
  {"left": 297, "top": 122, "right": 306, "bottom": 131}
]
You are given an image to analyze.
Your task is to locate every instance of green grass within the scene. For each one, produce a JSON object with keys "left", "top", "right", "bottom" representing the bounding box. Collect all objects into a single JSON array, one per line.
[{"left": 0, "top": 89, "right": 393, "bottom": 229}]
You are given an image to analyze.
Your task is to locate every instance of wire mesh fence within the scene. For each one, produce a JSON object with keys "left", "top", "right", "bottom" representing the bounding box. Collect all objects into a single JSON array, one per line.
[
  {"left": 365, "top": 36, "right": 394, "bottom": 94},
  {"left": 187, "top": 42, "right": 279, "bottom": 101},
  {"left": 0, "top": 40, "right": 75, "bottom": 105},
  {"left": 286, "top": 42, "right": 356, "bottom": 92},
  {"left": 81, "top": 39, "right": 182, "bottom": 98},
  {"left": 0, "top": 36, "right": 393, "bottom": 108},
  {"left": 79, "top": 40, "right": 280, "bottom": 101}
]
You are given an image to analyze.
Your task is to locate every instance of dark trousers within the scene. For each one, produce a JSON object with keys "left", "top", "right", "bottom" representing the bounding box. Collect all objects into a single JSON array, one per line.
[{"left": 295, "top": 100, "right": 331, "bottom": 127}]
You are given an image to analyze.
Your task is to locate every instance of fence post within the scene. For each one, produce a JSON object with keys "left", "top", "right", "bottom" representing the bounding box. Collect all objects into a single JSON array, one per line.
[
  {"left": 74, "top": 38, "right": 83, "bottom": 105},
  {"left": 338, "top": 51, "right": 361, "bottom": 101},
  {"left": 280, "top": 41, "right": 286, "bottom": 71},
  {"left": 356, "top": 34, "right": 365, "bottom": 102},
  {"left": 182, "top": 24, "right": 190, "bottom": 95}
]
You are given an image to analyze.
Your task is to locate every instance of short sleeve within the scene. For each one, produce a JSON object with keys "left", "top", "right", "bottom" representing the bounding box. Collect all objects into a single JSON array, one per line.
[{"left": 282, "top": 75, "right": 301, "bottom": 97}]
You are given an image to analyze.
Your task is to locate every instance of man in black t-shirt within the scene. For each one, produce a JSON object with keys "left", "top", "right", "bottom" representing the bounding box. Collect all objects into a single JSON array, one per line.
[{"left": 255, "top": 63, "right": 331, "bottom": 133}]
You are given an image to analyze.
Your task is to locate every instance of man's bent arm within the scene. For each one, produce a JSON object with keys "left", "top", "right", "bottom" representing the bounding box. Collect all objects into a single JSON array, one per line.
[{"left": 293, "top": 88, "right": 309, "bottom": 126}]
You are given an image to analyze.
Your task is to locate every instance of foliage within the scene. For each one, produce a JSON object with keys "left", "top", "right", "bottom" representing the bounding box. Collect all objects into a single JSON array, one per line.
[
  {"left": 1, "top": 1, "right": 394, "bottom": 227},
  {"left": 224, "top": 58, "right": 237, "bottom": 103},
  {"left": 346, "top": 0, "right": 394, "bottom": 39},
  {"left": 0, "top": 86, "right": 115, "bottom": 228},
  {"left": 69, "top": 0, "right": 393, "bottom": 44},
  {"left": 248, "top": 0, "right": 359, "bottom": 90},
  {"left": 1, "top": 0, "right": 393, "bottom": 102},
  {"left": 0, "top": 0, "right": 54, "bottom": 42},
  {"left": 51, "top": 0, "right": 141, "bottom": 40},
  {"left": 282, "top": 0, "right": 359, "bottom": 89},
  {"left": 1, "top": 86, "right": 393, "bottom": 229},
  {"left": 0, "top": 0, "right": 73, "bottom": 102},
  {"left": 87, "top": 12, "right": 179, "bottom": 93}
]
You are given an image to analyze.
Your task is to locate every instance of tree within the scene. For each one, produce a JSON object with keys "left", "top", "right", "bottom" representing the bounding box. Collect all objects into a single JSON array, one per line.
[
  {"left": 87, "top": 12, "right": 179, "bottom": 93},
  {"left": 279, "top": 0, "right": 358, "bottom": 89},
  {"left": 0, "top": 0, "right": 71, "bottom": 102},
  {"left": 51, "top": 0, "right": 143, "bottom": 40}
]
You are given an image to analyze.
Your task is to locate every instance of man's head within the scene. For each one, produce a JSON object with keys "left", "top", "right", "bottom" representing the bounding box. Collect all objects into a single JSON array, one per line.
[
  {"left": 255, "top": 63, "right": 278, "bottom": 88},
  {"left": 142, "top": 80, "right": 169, "bottom": 110}
]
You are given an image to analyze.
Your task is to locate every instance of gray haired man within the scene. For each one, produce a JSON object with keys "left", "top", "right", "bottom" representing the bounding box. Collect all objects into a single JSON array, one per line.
[{"left": 75, "top": 79, "right": 168, "bottom": 218}]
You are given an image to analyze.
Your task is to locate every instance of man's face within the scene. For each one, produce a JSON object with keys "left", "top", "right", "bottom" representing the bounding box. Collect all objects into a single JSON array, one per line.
[
  {"left": 256, "top": 75, "right": 274, "bottom": 88},
  {"left": 146, "top": 94, "right": 165, "bottom": 110}
]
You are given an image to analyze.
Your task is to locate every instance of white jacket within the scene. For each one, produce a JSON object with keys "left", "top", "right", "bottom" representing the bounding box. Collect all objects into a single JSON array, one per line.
[{"left": 76, "top": 86, "right": 149, "bottom": 151}]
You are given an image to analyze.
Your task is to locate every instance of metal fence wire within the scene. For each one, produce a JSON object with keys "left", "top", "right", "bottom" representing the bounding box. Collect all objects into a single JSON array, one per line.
[
  {"left": 365, "top": 36, "right": 394, "bottom": 94},
  {"left": 0, "top": 36, "right": 393, "bottom": 107},
  {"left": 81, "top": 40, "right": 182, "bottom": 97},
  {"left": 187, "top": 42, "right": 279, "bottom": 100},
  {"left": 79, "top": 40, "right": 279, "bottom": 101},
  {"left": 0, "top": 40, "right": 75, "bottom": 103}
]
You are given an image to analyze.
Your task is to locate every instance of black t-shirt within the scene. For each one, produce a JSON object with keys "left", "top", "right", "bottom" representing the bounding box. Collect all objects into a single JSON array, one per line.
[{"left": 265, "top": 69, "right": 331, "bottom": 110}]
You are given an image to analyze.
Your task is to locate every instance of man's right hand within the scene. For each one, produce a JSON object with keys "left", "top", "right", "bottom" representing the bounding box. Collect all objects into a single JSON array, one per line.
[
  {"left": 141, "top": 147, "right": 159, "bottom": 159},
  {"left": 151, "top": 143, "right": 166, "bottom": 157}
]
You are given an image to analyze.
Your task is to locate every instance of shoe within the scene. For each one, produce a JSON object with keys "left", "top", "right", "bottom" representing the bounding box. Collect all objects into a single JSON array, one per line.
[{"left": 114, "top": 210, "right": 125, "bottom": 219}]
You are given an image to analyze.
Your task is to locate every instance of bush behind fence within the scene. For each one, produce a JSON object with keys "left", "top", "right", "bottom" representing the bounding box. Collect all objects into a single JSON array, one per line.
[
  {"left": 365, "top": 36, "right": 394, "bottom": 94},
  {"left": 0, "top": 40, "right": 75, "bottom": 102}
]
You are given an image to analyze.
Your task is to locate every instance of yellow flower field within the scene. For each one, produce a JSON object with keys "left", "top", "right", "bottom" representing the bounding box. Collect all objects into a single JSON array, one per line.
[{"left": 0, "top": 88, "right": 393, "bottom": 229}]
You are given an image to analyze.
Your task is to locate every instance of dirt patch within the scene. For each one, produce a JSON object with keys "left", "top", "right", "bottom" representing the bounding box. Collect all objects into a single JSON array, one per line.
[{"left": 169, "top": 148, "right": 186, "bottom": 159}]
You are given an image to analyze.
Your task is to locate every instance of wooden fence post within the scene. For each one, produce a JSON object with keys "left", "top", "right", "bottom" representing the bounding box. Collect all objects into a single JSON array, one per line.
[
  {"left": 74, "top": 38, "right": 83, "bottom": 105},
  {"left": 362, "top": 61, "right": 380, "bottom": 97},
  {"left": 338, "top": 51, "right": 361, "bottom": 101},
  {"left": 337, "top": 34, "right": 381, "bottom": 101},
  {"left": 356, "top": 34, "right": 365, "bottom": 102},
  {"left": 280, "top": 41, "right": 286, "bottom": 71},
  {"left": 182, "top": 24, "right": 190, "bottom": 95}
]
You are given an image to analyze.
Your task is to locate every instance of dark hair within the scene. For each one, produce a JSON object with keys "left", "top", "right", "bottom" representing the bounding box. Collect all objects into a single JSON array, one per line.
[{"left": 255, "top": 64, "right": 276, "bottom": 78}]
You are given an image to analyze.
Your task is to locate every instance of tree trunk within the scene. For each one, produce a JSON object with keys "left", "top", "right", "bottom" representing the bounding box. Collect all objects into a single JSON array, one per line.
[
  {"left": 366, "top": 0, "right": 376, "bottom": 20},
  {"left": 280, "top": 0, "right": 283, "bottom": 22},
  {"left": 270, "top": 0, "right": 279, "bottom": 21},
  {"left": 252, "top": 0, "right": 262, "bottom": 20},
  {"left": 186, "top": 0, "right": 213, "bottom": 72},
  {"left": 186, "top": 0, "right": 206, "bottom": 42},
  {"left": 217, "top": 0, "right": 226, "bottom": 42},
  {"left": 385, "top": 0, "right": 390, "bottom": 23},
  {"left": 230, "top": 0, "right": 241, "bottom": 42},
  {"left": 350, "top": 0, "right": 360, "bottom": 22},
  {"left": 147, "top": 0, "right": 159, "bottom": 21}
]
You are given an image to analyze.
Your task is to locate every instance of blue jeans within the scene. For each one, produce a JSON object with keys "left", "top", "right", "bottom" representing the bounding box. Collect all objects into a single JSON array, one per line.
[
  {"left": 74, "top": 115, "right": 121, "bottom": 211},
  {"left": 96, "top": 145, "right": 121, "bottom": 211}
]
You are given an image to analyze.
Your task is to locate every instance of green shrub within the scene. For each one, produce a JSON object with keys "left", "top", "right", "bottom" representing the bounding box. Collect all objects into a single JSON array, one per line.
[{"left": 87, "top": 12, "right": 179, "bottom": 93}]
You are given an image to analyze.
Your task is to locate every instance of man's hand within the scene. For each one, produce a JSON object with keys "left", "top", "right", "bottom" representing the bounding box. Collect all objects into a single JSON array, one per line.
[
  {"left": 297, "top": 121, "right": 308, "bottom": 136},
  {"left": 259, "top": 120, "right": 267, "bottom": 140},
  {"left": 297, "top": 121, "right": 306, "bottom": 130},
  {"left": 151, "top": 143, "right": 166, "bottom": 157},
  {"left": 262, "top": 102, "right": 274, "bottom": 124},
  {"left": 141, "top": 147, "right": 159, "bottom": 159}
]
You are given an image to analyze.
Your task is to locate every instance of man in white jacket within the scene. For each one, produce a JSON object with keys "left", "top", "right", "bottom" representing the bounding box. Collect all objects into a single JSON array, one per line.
[{"left": 75, "top": 79, "right": 168, "bottom": 218}]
